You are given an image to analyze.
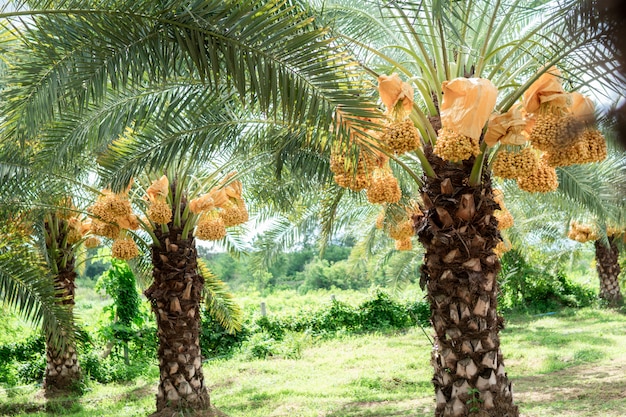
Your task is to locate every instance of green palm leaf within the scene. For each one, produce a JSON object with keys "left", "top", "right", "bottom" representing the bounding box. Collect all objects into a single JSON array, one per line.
[
  {"left": 197, "top": 258, "right": 242, "bottom": 334},
  {"left": 0, "top": 234, "right": 76, "bottom": 349}
]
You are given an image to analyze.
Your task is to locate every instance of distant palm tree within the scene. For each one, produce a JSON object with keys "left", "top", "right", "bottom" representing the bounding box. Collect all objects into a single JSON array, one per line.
[
  {"left": 0, "top": 212, "right": 78, "bottom": 387},
  {"left": 594, "top": 236, "right": 623, "bottom": 306},
  {"left": 0, "top": 138, "right": 86, "bottom": 394}
]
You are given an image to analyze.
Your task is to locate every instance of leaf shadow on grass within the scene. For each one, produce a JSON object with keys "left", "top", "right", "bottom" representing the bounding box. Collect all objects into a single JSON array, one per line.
[
  {"left": 513, "top": 361, "right": 626, "bottom": 416},
  {"left": 325, "top": 400, "right": 430, "bottom": 417},
  {"left": 0, "top": 392, "right": 84, "bottom": 416}
]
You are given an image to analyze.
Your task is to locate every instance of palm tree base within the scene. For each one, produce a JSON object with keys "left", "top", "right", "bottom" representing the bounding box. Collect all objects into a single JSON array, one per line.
[
  {"left": 149, "top": 406, "right": 228, "bottom": 417},
  {"left": 44, "top": 263, "right": 80, "bottom": 395},
  {"left": 43, "top": 345, "right": 81, "bottom": 395}
]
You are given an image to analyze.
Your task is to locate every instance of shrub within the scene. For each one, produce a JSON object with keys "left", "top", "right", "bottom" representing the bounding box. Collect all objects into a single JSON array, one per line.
[
  {"left": 16, "top": 355, "right": 45, "bottom": 384},
  {"left": 499, "top": 250, "right": 597, "bottom": 312},
  {"left": 359, "top": 290, "right": 412, "bottom": 331},
  {"left": 80, "top": 347, "right": 157, "bottom": 384},
  {"left": 197, "top": 290, "right": 428, "bottom": 362},
  {"left": 200, "top": 311, "right": 249, "bottom": 359},
  {"left": 0, "top": 334, "right": 46, "bottom": 387},
  {"left": 405, "top": 299, "right": 431, "bottom": 326},
  {"left": 242, "top": 332, "right": 277, "bottom": 359}
]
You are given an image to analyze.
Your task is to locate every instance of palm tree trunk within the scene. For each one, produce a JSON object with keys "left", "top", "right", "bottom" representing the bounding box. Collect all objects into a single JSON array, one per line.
[
  {"left": 43, "top": 239, "right": 80, "bottom": 394},
  {"left": 145, "top": 224, "right": 210, "bottom": 413},
  {"left": 594, "top": 238, "right": 623, "bottom": 307},
  {"left": 416, "top": 145, "right": 518, "bottom": 417}
]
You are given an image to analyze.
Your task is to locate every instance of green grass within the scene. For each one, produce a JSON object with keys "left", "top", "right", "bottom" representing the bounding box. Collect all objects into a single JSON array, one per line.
[{"left": 2, "top": 307, "right": 626, "bottom": 416}]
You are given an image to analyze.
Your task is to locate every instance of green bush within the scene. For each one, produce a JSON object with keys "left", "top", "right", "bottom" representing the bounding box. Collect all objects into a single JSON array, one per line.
[
  {"left": 499, "top": 250, "right": 597, "bottom": 312},
  {"left": 405, "top": 299, "right": 431, "bottom": 326},
  {"left": 0, "top": 334, "right": 46, "bottom": 387},
  {"left": 242, "top": 332, "right": 277, "bottom": 359},
  {"left": 80, "top": 347, "right": 157, "bottom": 384},
  {"left": 16, "top": 355, "right": 45, "bottom": 384},
  {"left": 197, "top": 290, "right": 429, "bottom": 362},
  {"left": 200, "top": 311, "right": 249, "bottom": 359},
  {"left": 359, "top": 290, "right": 412, "bottom": 331}
]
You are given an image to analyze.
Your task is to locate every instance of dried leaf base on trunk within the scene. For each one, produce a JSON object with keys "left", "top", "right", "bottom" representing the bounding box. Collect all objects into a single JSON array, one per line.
[
  {"left": 44, "top": 264, "right": 81, "bottom": 395},
  {"left": 44, "top": 344, "right": 81, "bottom": 396},
  {"left": 595, "top": 238, "right": 623, "bottom": 307},
  {"left": 416, "top": 146, "right": 518, "bottom": 417},
  {"left": 145, "top": 225, "right": 210, "bottom": 413}
]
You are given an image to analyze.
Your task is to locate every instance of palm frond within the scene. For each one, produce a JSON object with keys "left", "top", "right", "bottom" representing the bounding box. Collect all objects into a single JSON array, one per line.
[
  {"left": 1, "top": 0, "right": 375, "bottom": 149},
  {"left": 197, "top": 258, "right": 242, "bottom": 334},
  {"left": 0, "top": 236, "right": 76, "bottom": 349}
]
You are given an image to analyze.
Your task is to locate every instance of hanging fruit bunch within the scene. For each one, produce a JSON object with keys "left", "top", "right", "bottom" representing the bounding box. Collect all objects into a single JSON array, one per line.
[
  {"left": 523, "top": 67, "right": 583, "bottom": 152},
  {"left": 486, "top": 67, "right": 607, "bottom": 194},
  {"left": 330, "top": 74, "right": 418, "bottom": 206},
  {"left": 433, "top": 77, "right": 498, "bottom": 162},
  {"left": 378, "top": 73, "right": 422, "bottom": 154},
  {"left": 54, "top": 198, "right": 99, "bottom": 248},
  {"left": 145, "top": 175, "right": 173, "bottom": 225},
  {"left": 331, "top": 108, "right": 387, "bottom": 191},
  {"left": 375, "top": 201, "right": 423, "bottom": 251},
  {"left": 42, "top": 197, "right": 101, "bottom": 274},
  {"left": 87, "top": 183, "right": 140, "bottom": 260},
  {"left": 366, "top": 165, "right": 402, "bottom": 204},
  {"left": 492, "top": 189, "right": 514, "bottom": 230},
  {"left": 567, "top": 221, "right": 599, "bottom": 243},
  {"left": 189, "top": 173, "right": 249, "bottom": 241},
  {"left": 485, "top": 105, "right": 540, "bottom": 180},
  {"left": 87, "top": 173, "right": 250, "bottom": 259},
  {"left": 521, "top": 68, "right": 606, "bottom": 189},
  {"left": 543, "top": 92, "right": 607, "bottom": 167},
  {"left": 486, "top": 104, "right": 558, "bottom": 192},
  {"left": 516, "top": 155, "right": 560, "bottom": 193}
]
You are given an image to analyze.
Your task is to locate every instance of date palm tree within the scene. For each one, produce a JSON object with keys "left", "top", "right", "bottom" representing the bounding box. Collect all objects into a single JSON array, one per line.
[
  {"left": 0, "top": 140, "right": 88, "bottom": 394},
  {"left": 307, "top": 1, "right": 623, "bottom": 416},
  {"left": 0, "top": 217, "right": 76, "bottom": 358},
  {"left": 594, "top": 236, "right": 623, "bottom": 306},
  {"left": 558, "top": 154, "right": 626, "bottom": 307}
]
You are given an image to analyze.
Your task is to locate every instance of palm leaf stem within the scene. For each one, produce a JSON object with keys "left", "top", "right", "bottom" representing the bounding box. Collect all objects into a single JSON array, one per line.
[
  {"left": 469, "top": 140, "right": 488, "bottom": 186},
  {"left": 437, "top": 18, "right": 450, "bottom": 81},
  {"left": 391, "top": 154, "right": 425, "bottom": 187},
  {"left": 413, "top": 146, "right": 435, "bottom": 179}
]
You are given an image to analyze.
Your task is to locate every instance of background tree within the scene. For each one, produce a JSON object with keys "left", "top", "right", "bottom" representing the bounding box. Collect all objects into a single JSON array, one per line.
[
  {"left": 96, "top": 259, "right": 142, "bottom": 365},
  {"left": 0, "top": 219, "right": 76, "bottom": 355},
  {"left": 0, "top": 139, "right": 94, "bottom": 395}
]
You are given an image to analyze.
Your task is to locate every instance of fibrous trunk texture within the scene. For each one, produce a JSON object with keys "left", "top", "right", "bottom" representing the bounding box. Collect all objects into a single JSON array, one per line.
[
  {"left": 594, "top": 238, "right": 623, "bottom": 307},
  {"left": 415, "top": 145, "right": 518, "bottom": 417},
  {"left": 145, "top": 224, "right": 210, "bottom": 413},
  {"left": 44, "top": 223, "right": 80, "bottom": 395}
]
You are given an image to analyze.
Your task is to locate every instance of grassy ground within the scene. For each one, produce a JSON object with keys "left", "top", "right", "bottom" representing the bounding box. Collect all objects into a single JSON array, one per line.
[{"left": 1, "top": 307, "right": 625, "bottom": 417}]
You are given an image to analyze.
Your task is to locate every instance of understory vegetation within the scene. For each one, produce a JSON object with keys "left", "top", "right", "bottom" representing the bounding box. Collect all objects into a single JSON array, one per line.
[
  {"left": 1, "top": 307, "right": 625, "bottom": 417},
  {"left": 0, "top": 241, "right": 619, "bottom": 392}
]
